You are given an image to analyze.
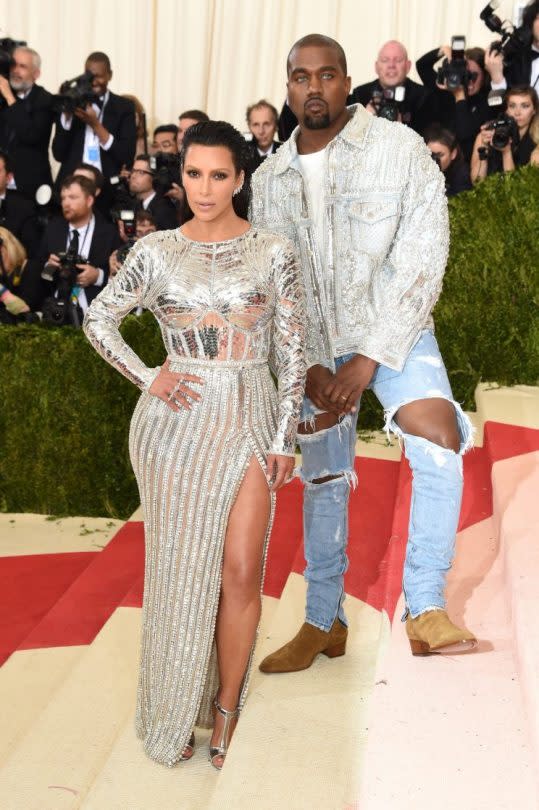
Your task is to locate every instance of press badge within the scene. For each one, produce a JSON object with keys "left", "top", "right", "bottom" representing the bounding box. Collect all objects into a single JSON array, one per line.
[{"left": 86, "top": 144, "right": 100, "bottom": 163}]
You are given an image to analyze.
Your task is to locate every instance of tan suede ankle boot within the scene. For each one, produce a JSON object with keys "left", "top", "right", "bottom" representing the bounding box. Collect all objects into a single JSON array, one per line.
[
  {"left": 258, "top": 618, "right": 347, "bottom": 674},
  {"left": 406, "top": 610, "right": 477, "bottom": 656}
]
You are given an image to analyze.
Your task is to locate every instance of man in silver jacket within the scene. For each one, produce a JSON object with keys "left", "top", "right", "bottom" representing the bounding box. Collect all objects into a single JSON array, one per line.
[{"left": 251, "top": 34, "right": 477, "bottom": 667}]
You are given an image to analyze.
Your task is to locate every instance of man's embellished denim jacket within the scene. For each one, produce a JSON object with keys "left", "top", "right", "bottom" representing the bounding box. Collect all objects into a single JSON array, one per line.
[{"left": 250, "top": 104, "right": 449, "bottom": 372}]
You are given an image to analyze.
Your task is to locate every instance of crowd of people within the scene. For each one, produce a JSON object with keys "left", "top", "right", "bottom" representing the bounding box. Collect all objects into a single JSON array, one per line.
[{"left": 1, "top": 0, "right": 539, "bottom": 326}]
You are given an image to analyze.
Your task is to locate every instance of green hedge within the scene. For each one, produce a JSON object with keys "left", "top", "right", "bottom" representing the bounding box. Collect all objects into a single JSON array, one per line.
[{"left": 1, "top": 167, "right": 537, "bottom": 518}]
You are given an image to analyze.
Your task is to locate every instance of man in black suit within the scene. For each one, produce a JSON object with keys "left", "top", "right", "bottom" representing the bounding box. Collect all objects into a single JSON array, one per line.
[
  {"left": 350, "top": 40, "right": 430, "bottom": 134},
  {"left": 40, "top": 174, "right": 120, "bottom": 320},
  {"left": 0, "top": 150, "right": 40, "bottom": 257},
  {"left": 52, "top": 52, "right": 136, "bottom": 193},
  {"left": 128, "top": 154, "right": 178, "bottom": 231},
  {"left": 0, "top": 46, "right": 54, "bottom": 199},
  {"left": 245, "top": 100, "right": 282, "bottom": 174},
  {"left": 484, "top": 0, "right": 539, "bottom": 90}
]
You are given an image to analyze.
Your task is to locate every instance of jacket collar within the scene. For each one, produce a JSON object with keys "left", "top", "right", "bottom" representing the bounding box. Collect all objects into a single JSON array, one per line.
[{"left": 273, "top": 104, "right": 372, "bottom": 175}]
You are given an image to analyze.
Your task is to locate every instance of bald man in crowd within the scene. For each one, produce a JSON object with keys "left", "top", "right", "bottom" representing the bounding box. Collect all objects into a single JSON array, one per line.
[{"left": 350, "top": 40, "right": 430, "bottom": 133}]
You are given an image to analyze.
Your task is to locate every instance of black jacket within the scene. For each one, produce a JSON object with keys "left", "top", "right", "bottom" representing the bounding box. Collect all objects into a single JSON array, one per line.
[
  {"left": 246, "top": 140, "right": 282, "bottom": 175},
  {"left": 139, "top": 193, "right": 179, "bottom": 231},
  {"left": 0, "top": 84, "right": 54, "bottom": 198},
  {"left": 505, "top": 47, "right": 539, "bottom": 87},
  {"left": 39, "top": 213, "right": 121, "bottom": 306},
  {"left": 52, "top": 92, "right": 137, "bottom": 184},
  {"left": 0, "top": 190, "right": 41, "bottom": 257},
  {"left": 349, "top": 77, "right": 431, "bottom": 134}
]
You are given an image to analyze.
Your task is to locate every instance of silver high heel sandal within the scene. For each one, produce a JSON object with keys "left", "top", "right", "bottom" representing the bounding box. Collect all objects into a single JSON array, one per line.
[
  {"left": 209, "top": 700, "right": 239, "bottom": 770},
  {"left": 180, "top": 732, "right": 195, "bottom": 761}
]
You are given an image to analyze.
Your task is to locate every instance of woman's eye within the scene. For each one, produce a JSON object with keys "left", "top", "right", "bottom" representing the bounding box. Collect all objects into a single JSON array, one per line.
[
  {"left": 214, "top": 173, "right": 227, "bottom": 180},
  {"left": 186, "top": 170, "right": 199, "bottom": 177}
]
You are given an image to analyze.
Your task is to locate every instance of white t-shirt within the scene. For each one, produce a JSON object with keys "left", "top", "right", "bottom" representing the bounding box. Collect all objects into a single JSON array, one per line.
[{"left": 294, "top": 147, "right": 327, "bottom": 266}]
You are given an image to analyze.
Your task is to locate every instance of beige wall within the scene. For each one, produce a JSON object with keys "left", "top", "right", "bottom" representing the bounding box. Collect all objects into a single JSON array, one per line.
[{"left": 0, "top": 0, "right": 523, "bottom": 133}]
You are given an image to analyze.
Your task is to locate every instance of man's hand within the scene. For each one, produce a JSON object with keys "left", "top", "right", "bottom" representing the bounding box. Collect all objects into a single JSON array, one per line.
[
  {"left": 323, "top": 354, "right": 377, "bottom": 414},
  {"left": 74, "top": 104, "right": 99, "bottom": 127},
  {"left": 0, "top": 75, "right": 16, "bottom": 106},
  {"left": 165, "top": 183, "right": 184, "bottom": 202},
  {"left": 485, "top": 47, "right": 504, "bottom": 84},
  {"left": 305, "top": 364, "right": 341, "bottom": 414},
  {"left": 46, "top": 253, "right": 61, "bottom": 269},
  {"left": 76, "top": 264, "right": 99, "bottom": 287}
]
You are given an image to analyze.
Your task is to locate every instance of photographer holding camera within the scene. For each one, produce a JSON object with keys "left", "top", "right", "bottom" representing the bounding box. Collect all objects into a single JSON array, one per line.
[
  {"left": 482, "top": 0, "right": 539, "bottom": 91},
  {"left": 39, "top": 174, "right": 120, "bottom": 325},
  {"left": 416, "top": 41, "right": 501, "bottom": 162},
  {"left": 471, "top": 85, "right": 539, "bottom": 181},
  {"left": 0, "top": 45, "right": 54, "bottom": 199},
  {"left": 425, "top": 125, "right": 472, "bottom": 197},
  {"left": 52, "top": 52, "right": 136, "bottom": 198},
  {"left": 127, "top": 154, "right": 178, "bottom": 231},
  {"left": 350, "top": 40, "right": 430, "bottom": 132},
  {"left": 0, "top": 226, "right": 43, "bottom": 323}
]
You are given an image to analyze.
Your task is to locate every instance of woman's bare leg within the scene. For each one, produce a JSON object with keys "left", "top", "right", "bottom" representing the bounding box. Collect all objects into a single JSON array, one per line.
[{"left": 211, "top": 455, "right": 270, "bottom": 766}]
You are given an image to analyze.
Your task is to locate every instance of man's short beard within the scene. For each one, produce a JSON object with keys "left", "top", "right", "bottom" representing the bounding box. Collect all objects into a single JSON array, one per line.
[
  {"left": 304, "top": 113, "right": 331, "bottom": 130},
  {"left": 10, "top": 78, "right": 32, "bottom": 92}
]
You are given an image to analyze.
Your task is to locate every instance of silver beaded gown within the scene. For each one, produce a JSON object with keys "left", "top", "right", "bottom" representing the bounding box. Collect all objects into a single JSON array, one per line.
[{"left": 83, "top": 227, "right": 306, "bottom": 766}]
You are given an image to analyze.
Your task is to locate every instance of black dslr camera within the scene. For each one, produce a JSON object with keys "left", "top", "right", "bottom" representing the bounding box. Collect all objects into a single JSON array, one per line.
[
  {"left": 436, "top": 36, "right": 475, "bottom": 90},
  {"left": 371, "top": 86, "right": 406, "bottom": 121},
  {"left": 480, "top": 1, "right": 532, "bottom": 60},
  {"left": 150, "top": 152, "right": 181, "bottom": 194},
  {"left": 109, "top": 174, "right": 137, "bottom": 222},
  {"left": 41, "top": 249, "right": 86, "bottom": 326},
  {"left": 0, "top": 37, "right": 26, "bottom": 79},
  {"left": 53, "top": 71, "right": 96, "bottom": 114},
  {"left": 484, "top": 114, "right": 519, "bottom": 150},
  {"left": 116, "top": 210, "right": 137, "bottom": 266}
]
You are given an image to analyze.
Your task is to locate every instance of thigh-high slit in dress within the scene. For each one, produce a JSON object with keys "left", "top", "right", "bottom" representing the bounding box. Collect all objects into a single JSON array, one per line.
[{"left": 83, "top": 228, "right": 305, "bottom": 766}]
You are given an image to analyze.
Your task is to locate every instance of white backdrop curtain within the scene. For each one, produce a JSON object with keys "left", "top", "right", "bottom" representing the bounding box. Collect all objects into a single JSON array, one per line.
[{"left": 0, "top": 0, "right": 525, "bottom": 136}]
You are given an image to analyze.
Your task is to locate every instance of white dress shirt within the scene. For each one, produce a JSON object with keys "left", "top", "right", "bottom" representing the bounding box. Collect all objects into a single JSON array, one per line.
[
  {"left": 64, "top": 215, "right": 104, "bottom": 313},
  {"left": 60, "top": 90, "right": 114, "bottom": 171}
]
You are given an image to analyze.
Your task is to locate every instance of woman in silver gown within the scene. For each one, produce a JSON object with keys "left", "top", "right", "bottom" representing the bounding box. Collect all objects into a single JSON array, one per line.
[{"left": 83, "top": 121, "right": 306, "bottom": 769}]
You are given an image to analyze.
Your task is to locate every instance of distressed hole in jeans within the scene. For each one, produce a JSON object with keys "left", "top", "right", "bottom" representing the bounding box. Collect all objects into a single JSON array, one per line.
[{"left": 298, "top": 411, "right": 340, "bottom": 436}]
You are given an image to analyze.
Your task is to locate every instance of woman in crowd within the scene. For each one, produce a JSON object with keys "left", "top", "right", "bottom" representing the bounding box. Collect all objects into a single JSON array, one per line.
[
  {"left": 83, "top": 121, "right": 305, "bottom": 770},
  {"left": 471, "top": 85, "right": 539, "bottom": 182},
  {"left": 0, "top": 227, "right": 43, "bottom": 323},
  {"left": 424, "top": 125, "right": 472, "bottom": 196}
]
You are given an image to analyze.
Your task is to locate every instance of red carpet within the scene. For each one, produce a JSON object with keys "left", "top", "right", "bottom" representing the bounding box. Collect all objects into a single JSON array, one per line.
[{"left": 1, "top": 421, "right": 537, "bottom": 663}]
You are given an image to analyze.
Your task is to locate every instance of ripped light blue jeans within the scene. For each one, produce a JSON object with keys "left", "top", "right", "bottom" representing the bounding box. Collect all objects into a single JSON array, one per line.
[{"left": 297, "top": 330, "right": 474, "bottom": 631}]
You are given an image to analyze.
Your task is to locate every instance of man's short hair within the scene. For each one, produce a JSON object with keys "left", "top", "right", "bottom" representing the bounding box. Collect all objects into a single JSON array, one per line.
[
  {"left": 14, "top": 46, "right": 41, "bottom": 71},
  {"left": 86, "top": 51, "right": 112, "bottom": 72},
  {"left": 154, "top": 124, "right": 179, "bottom": 137},
  {"left": 135, "top": 153, "right": 153, "bottom": 168},
  {"left": 178, "top": 109, "right": 209, "bottom": 123},
  {"left": 0, "top": 149, "right": 14, "bottom": 174},
  {"left": 60, "top": 174, "right": 96, "bottom": 198},
  {"left": 73, "top": 162, "right": 105, "bottom": 191},
  {"left": 287, "top": 34, "right": 347, "bottom": 76},
  {"left": 246, "top": 100, "right": 279, "bottom": 125},
  {"left": 522, "top": 0, "right": 539, "bottom": 30},
  {"left": 136, "top": 210, "right": 156, "bottom": 225}
]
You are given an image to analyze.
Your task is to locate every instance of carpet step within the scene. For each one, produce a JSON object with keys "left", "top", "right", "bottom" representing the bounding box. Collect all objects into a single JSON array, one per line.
[
  {"left": 358, "top": 431, "right": 539, "bottom": 810},
  {"left": 208, "top": 573, "right": 389, "bottom": 809},
  {"left": 79, "top": 596, "right": 279, "bottom": 810},
  {"left": 0, "top": 645, "right": 84, "bottom": 767},
  {"left": 16, "top": 522, "right": 144, "bottom": 654},
  {"left": 0, "top": 608, "right": 141, "bottom": 809}
]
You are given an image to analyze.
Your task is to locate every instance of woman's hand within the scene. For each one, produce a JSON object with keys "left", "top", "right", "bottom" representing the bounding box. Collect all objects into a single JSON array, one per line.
[
  {"left": 479, "top": 125, "right": 494, "bottom": 148},
  {"left": 149, "top": 364, "right": 203, "bottom": 412},
  {"left": 266, "top": 454, "right": 295, "bottom": 492}
]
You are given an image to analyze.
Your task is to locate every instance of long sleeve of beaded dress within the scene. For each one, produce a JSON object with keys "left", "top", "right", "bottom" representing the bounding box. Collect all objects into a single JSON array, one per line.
[{"left": 83, "top": 227, "right": 306, "bottom": 766}]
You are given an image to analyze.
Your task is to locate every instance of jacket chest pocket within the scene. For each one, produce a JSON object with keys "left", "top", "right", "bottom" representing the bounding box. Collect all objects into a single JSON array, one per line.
[{"left": 348, "top": 198, "right": 400, "bottom": 257}]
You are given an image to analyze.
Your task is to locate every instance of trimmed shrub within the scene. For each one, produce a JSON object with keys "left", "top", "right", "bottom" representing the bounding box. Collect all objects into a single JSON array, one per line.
[{"left": 0, "top": 167, "right": 537, "bottom": 517}]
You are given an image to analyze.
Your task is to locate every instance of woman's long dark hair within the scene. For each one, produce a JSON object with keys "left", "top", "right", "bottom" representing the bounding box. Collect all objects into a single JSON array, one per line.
[{"left": 179, "top": 120, "right": 252, "bottom": 223}]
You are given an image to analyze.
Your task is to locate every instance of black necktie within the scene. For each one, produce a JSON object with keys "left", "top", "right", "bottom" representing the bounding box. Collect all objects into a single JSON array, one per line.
[{"left": 69, "top": 229, "right": 79, "bottom": 255}]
